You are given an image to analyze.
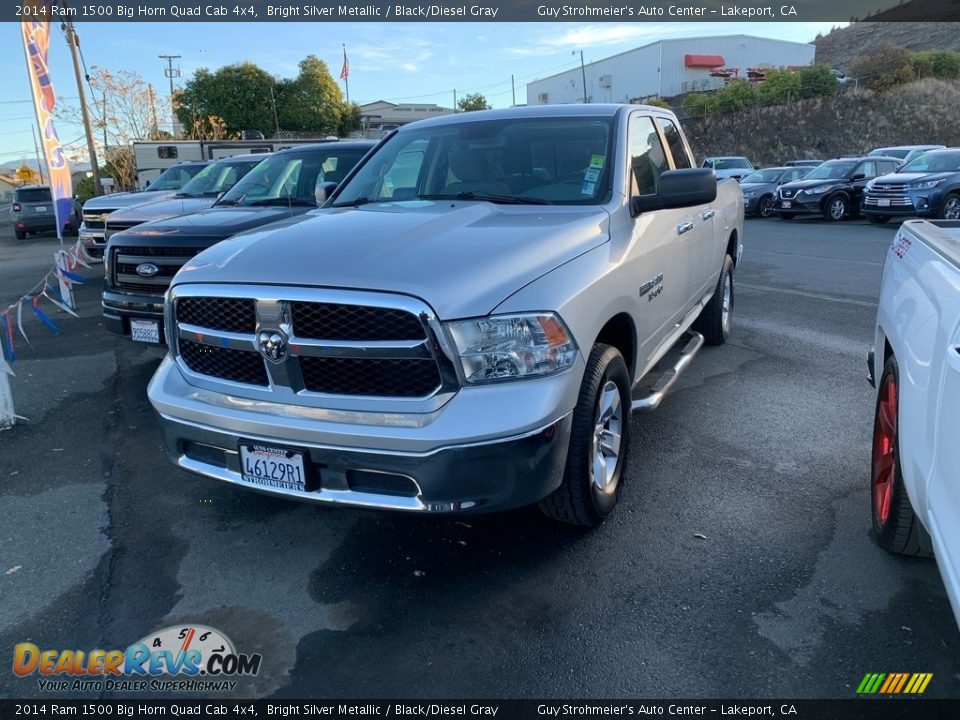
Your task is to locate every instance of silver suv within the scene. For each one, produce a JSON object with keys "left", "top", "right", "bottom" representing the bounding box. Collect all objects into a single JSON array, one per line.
[{"left": 11, "top": 185, "right": 77, "bottom": 240}]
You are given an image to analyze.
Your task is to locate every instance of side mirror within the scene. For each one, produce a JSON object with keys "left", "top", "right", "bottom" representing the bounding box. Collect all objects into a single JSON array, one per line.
[
  {"left": 851, "top": 173, "right": 866, "bottom": 181},
  {"left": 631, "top": 168, "right": 717, "bottom": 216},
  {"left": 314, "top": 181, "right": 338, "bottom": 206}
]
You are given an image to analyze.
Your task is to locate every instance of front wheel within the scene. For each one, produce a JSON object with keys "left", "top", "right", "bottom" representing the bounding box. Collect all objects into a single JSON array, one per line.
[
  {"left": 823, "top": 194, "right": 848, "bottom": 221},
  {"left": 940, "top": 193, "right": 960, "bottom": 220},
  {"left": 871, "top": 355, "right": 931, "bottom": 556},
  {"left": 758, "top": 195, "right": 775, "bottom": 218},
  {"left": 693, "top": 254, "right": 733, "bottom": 346},
  {"left": 539, "top": 344, "right": 631, "bottom": 526}
]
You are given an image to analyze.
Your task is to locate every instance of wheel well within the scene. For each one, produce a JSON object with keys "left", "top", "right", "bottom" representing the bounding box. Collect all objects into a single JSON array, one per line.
[
  {"left": 725, "top": 229, "right": 738, "bottom": 268},
  {"left": 595, "top": 314, "right": 636, "bottom": 380},
  {"left": 883, "top": 337, "right": 894, "bottom": 362}
]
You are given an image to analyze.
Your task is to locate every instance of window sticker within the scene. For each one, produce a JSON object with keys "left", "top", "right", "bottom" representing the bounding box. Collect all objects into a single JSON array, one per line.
[
  {"left": 584, "top": 167, "right": 601, "bottom": 183},
  {"left": 589, "top": 155, "right": 605, "bottom": 169},
  {"left": 580, "top": 181, "right": 596, "bottom": 195}
]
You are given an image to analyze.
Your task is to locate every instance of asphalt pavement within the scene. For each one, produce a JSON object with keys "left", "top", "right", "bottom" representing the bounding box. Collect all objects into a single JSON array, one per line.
[{"left": 0, "top": 216, "right": 957, "bottom": 700}]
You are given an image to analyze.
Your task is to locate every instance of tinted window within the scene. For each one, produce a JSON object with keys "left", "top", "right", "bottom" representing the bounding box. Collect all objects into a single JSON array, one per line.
[
  {"left": 805, "top": 161, "right": 856, "bottom": 180},
  {"left": 157, "top": 146, "right": 178, "bottom": 159},
  {"left": 629, "top": 115, "right": 669, "bottom": 196},
  {"left": 656, "top": 118, "right": 691, "bottom": 169},
  {"left": 149, "top": 164, "right": 207, "bottom": 191},
  {"left": 710, "top": 157, "right": 752, "bottom": 169},
  {"left": 15, "top": 187, "right": 52, "bottom": 203},
  {"left": 177, "top": 158, "right": 261, "bottom": 197},
  {"left": 743, "top": 169, "right": 785, "bottom": 183},
  {"left": 900, "top": 151, "right": 960, "bottom": 173},
  {"left": 857, "top": 161, "right": 878, "bottom": 178}
]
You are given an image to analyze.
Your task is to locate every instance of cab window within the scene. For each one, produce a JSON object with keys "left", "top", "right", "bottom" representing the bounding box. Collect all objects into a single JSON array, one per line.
[
  {"left": 656, "top": 118, "right": 692, "bottom": 169},
  {"left": 629, "top": 115, "right": 669, "bottom": 196}
]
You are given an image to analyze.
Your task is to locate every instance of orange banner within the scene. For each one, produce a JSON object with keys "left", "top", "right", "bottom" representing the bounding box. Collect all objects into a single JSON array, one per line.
[{"left": 22, "top": 11, "right": 73, "bottom": 238}]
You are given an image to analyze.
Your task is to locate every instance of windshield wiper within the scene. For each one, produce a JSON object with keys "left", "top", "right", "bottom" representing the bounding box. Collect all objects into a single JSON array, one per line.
[
  {"left": 419, "top": 192, "right": 552, "bottom": 205},
  {"left": 247, "top": 197, "right": 316, "bottom": 207},
  {"left": 214, "top": 198, "right": 239, "bottom": 206}
]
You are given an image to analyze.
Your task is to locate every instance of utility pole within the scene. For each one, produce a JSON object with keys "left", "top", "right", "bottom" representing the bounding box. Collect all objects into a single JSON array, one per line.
[
  {"left": 64, "top": 14, "right": 102, "bottom": 196},
  {"left": 148, "top": 84, "right": 159, "bottom": 137},
  {"left": 573, "top": 50, "right": 588, "bottom": 104},
  {"left": 32, "top": 125, "right": 45, "bottom": 184},
  {"left": 511, "top": 74, "right": 516, "bottom": 106},
  {"left": 269, "top": 84, "right": 280, "bottom": 136},
  {"left": 453, "top": 89, "right": 457, "bottom": 112},
  {"left": 101, "top": 90, "right": 108, "bottom": 152},
  {"left": 159, "top": 54, "right": 182, "bottom": 135}
]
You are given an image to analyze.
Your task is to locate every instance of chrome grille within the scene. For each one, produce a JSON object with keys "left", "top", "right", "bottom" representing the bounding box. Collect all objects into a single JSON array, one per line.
[
  {"left": 864, "top": 186, "right": 914, "bottom": 208},
  {"left": 170, "top": 285, "right": 457, "bottom": 408},
  {"left": 82, "top": 210, "right": 116, "bottom": 231},
  {"left": 111, "top": 246, "right": 204, "bottom": 294}
]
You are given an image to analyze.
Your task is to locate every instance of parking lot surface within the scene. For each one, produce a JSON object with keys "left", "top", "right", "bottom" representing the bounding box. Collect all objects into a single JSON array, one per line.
[{"left": 0, "top": 216, "right": 957, "bottom": 699}]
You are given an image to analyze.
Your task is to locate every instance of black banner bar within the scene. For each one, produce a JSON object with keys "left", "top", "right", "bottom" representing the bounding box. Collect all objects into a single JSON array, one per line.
[
  {"left": 6, "top": 0, "right": 960, "bottom": 23},
  {"left": 1, "top": 700, "right": 959, "bottom": 719}
]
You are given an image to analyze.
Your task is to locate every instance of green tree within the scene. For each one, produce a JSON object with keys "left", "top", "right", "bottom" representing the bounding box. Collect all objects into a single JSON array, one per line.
[
  {"left": 927, "top": 50, "right": 960, "bottom": 80},
  {"left": 275, "top": 55, "right": 349, "bottom": 135},
  {"left": 176, "top": 62, "right": 278, "bottom": 138},
  {"left": 644, "top": 96, "right": 672, "bottom": 109},
  {"left": 850, "top": 45, "right": 914, "bottom": 91},
  {"left": 712, "top": 80, "right": 758, "bottom": 113},
  {"left": 457, "top": 93, "right": 491, "bottom": 112},
  {"left": 758, "top": 68, "right": 802, "bottom": 104},
  {"left": 797, "top": 64, "right": 839, "bottom": 98}
]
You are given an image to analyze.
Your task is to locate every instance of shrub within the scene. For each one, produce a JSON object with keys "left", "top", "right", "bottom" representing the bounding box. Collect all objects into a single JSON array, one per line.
[{"left": 850, "top": 45, "right": 916, "bottom": 91}]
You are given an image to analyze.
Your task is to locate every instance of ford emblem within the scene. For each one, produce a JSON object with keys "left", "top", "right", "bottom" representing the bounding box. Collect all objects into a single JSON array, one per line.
[
  {"left": 258, "top": 330, "right": 287, "bottom": 364},
  {"left": 136, "top": 262, "right": 159, "bottom": 278}
]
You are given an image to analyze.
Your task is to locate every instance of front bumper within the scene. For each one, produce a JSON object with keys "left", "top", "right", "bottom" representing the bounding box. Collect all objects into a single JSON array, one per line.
[
  {"left": 775, "top": 196, "right": 822, "bottom": 215},
  {"left": 102, "top": 286, "right": 166, "bottom": 342},
  {"left": 80, "top": 227, "right": 106, "bottom": 258},
  {"left": 148, "top": 354, "right": 581, "bottom": 513},
  {"left": 862, "top": 193, "right": 939, "bottom": 218}
]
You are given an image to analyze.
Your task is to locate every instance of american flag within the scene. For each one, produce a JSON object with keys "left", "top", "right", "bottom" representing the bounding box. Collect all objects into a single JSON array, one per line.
[{"left": 340, "top": 47, "right": 349, "bottom": 80}]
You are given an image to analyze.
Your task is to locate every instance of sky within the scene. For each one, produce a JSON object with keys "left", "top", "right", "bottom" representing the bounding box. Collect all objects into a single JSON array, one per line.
[{"left": 0, "top": 20, "right": 843, "bottom": 168}]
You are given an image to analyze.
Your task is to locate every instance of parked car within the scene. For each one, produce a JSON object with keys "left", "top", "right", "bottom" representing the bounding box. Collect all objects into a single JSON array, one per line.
[
  {"left": 102, "top": 154, "right": 267, "bottom": 242},
  {"left": 862, "top": 148, "right": 960, "bottom": 223},
  {"left": 775, "top": 156, "right": 901, "bottom": 221},
  {"left": 784, "top": 159, "right": 823, "bottom": 168},
  {"left": 740, "top": 166, "right": 812, "bottom": 217},
  {"left": 103, "top": 141, "right": 376, "bottom": 345},
  {"left": 868, "top": 218, "right": 960, "bottom": 627},
  {"left": 10, "top": 185, "right": 77, "bottom": 239},
  {"left": 79, "top": 160, "right": 210, "bottom": 259},
  {"left": 701, "top": 156, "right": 754, "bottom": 181},
  {"left": 868, "top": 145, "right": 946, "bottom": 166},
  {"left": 147, "top": 104, "right": 745, "bottom": 525}
]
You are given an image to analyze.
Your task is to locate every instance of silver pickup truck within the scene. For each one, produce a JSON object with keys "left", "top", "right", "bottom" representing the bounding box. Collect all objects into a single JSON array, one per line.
[{"left": 148, "top": 104, "right": 744, "bottom": 525}]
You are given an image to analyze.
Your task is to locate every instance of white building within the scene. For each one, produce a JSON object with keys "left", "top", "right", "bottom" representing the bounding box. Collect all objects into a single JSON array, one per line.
[
  {"left": 527, "top": 35, "right": 816, "bottom": 105},
  {"left": 358, "top": 101, "right": 454, "bottom": 129}
]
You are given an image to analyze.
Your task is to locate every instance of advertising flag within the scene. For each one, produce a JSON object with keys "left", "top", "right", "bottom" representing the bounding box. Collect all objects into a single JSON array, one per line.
[{"left": 21, "top": 10, "right": 73, "bottom": 239}]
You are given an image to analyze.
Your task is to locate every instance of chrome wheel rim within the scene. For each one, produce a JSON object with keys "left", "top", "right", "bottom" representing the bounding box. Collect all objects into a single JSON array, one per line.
[
  {"left": 944, "top": 197, "right": 960, "bottom": 220},
  {"left": 830, "top": 199, "right": 845, "bottom": 219},
  {"left": 721, "top": 271, "right": 732, "bottom": 333},
  {"left": 591, "top": 380, "right": 623, "bottom": 494}
]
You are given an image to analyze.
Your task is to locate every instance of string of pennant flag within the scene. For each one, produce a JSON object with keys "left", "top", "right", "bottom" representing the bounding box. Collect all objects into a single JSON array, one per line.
[{"left": 0, "top": 239, "right": 95, "bottom": 376}]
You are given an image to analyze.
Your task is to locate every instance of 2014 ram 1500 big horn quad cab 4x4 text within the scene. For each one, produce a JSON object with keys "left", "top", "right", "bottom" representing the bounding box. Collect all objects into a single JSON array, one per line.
[
  {"left": 148, "top": 105, "right": 744, "bottom": 525},
  {"left": 869, "top": 219, "right": 960, "bottom": 626}
]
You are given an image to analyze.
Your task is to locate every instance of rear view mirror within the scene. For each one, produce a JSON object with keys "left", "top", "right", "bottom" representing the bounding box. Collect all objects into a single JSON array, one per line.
[
  {"left": 314, "top": 180, "right": 338, "bottom": 206},
  {"left": 631, "top": 168, "right": 717, "bottom": 215}
]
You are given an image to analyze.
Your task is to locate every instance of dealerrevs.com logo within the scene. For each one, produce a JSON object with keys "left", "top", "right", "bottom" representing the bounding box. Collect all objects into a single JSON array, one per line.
[{"left": 13, "top": 625, "right": 262, "bottom": 693}]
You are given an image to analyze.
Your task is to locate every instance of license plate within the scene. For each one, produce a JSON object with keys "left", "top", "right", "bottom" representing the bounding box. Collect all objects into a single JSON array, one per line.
[
  {"left": 782, "top": 201, "right": 792, "bottom": 209},
  {"left": 877, "top": 198, "right": 891, "bottom": 207},
  {"left": 130, "top": 319, "right": 160, "bottom": 344},
  {"left": 35, "top": 205, "right": 47, "bottom": 212},
  {"left": 239, "top": 444, "right": 306, "bottom": 492}
]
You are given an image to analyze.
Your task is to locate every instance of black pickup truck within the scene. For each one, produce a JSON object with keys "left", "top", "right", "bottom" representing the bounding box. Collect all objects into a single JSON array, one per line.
[{"left": 102, "top": 140, "right": 376, "bottom": 344}]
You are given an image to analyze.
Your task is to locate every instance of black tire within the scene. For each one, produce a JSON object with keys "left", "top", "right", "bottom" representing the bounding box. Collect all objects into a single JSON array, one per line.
[
  {"left": 14, "top": 229, "right": 26, "bottom": 240},
  {"left": 868, "top": 215, "right": 891, "bottom": 224},
  {"left": 779, "top": 213, "right": 796, "bottom": 220},
  {"left": 940, "top": 192, "right": 960, "bottom": 221},
  {"left": 693, "top": 254, "right": 733, "bottom": 346},
  {"left": 823, "top": 193, "right": 848, "bottom": 221},
  {"left": 870, "top": 355, "right": 932, "bottom": 557},
  {"left": 539, "top": 344, "right": 631, "bottom": 526},
  {"left": 758, "top": 195, "right": 775, "bottom": 218}
]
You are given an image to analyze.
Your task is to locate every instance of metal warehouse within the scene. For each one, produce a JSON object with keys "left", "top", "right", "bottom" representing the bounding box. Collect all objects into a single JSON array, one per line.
[{"left": 526, "top": 34, "right": 816, "bottom": 105}]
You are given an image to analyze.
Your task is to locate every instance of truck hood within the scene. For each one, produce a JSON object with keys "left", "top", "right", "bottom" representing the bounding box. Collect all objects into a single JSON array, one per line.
[
  {"left": 176, "top": 200, "right": 611, "bottom": 319},
  {"left": 107, "top": 196, "right": 217, "bottom": 225},
  {"left": 781, "top": 178, "right": 847, "bottom": 191},
  {"left": 739, "top": 181, "right": 776, "bottom": 194},
  {"left": 120, "top": 206, "right": 307, "bottom": 240},
  {"left": 82, "top": 189, "right": 177, "bottom": 211}
]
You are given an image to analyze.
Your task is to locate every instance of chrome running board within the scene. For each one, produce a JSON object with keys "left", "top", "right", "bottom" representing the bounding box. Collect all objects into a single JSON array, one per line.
[{"left": 631, "top": 330, "right": 704, "bottom": 412}]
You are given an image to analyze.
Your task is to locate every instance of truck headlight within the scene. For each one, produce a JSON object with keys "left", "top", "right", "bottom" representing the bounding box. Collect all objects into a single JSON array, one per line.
[
  {"left": 911, "top": 179, "right": 944, "bottom": 189},
  {"left": 445, "top": 313, "right": 578, "bottom": 383}
]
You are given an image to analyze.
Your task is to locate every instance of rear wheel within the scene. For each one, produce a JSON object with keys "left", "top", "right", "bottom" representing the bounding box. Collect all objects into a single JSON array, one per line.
[
  {"left": 14, "top": 229, "right": 25, "bottom": 240},
  {"left": 871, "top": 356, "right": 931, "bottom": 556},
  {"left": 868, "top": 215, "right": 890, "bottom": 224},
  {"left": 539, "top": 344, "right": 631, "bottom": 526},
  {"left": 940, "top": 193, "right": 960, "bottom": 220},
  {"left": 824, "top": 194, "right": 848, "bottom": 221}
]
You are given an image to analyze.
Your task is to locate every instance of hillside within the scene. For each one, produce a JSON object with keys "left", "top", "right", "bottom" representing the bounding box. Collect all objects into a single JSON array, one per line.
[
  {"left": 683, "top": 79, "right": 960, "bottom": 166},
  {"left": 815, "top": 22, "right": 960, "bottom": 71}
]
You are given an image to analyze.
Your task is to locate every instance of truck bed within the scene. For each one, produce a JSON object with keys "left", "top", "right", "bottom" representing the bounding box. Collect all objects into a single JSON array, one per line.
[{"left": 902, "top": 219, "right": 960, "bottom": 269}]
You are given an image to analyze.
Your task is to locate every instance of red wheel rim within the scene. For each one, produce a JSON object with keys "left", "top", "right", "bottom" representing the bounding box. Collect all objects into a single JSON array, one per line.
[{"left": 872, "top": 373, "right": 897, "bottom": 526}]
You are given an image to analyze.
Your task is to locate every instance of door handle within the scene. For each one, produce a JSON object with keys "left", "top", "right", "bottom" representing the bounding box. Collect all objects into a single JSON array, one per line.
[
  {"left": 676, "top": 222, "right": 694, "bottom": 235},
  {"left": 700, "top": 209, "right": 716, "bottom": 220}
]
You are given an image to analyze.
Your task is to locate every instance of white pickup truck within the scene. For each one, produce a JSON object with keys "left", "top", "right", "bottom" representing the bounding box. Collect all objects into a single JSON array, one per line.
[
  {"left": 148, "top": 104, "right": 744, "bottom": 525},
  {"left": 869, "top": 219, "right": 960, "bottom": 625}
]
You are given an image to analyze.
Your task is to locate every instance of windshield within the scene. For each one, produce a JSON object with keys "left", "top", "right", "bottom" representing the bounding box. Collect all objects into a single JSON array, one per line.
[
  {"left": 742, "top": 169, "right": 785, "bottom": 183},
  {"left": 804, "top": 161, "right": 856, "bottom": 180},
  {"left": 900, "top": 151, "right": 960, "bottom": 174},
  {"left": 176, "top": 158, "right": 261, "bottom": 198},
  {"left": 870, "top": 148, "right": 909, "bottom": 160},
  {"left": 333, "top": 116, "right": 614, "bottom": 207},
  {"left": 705, "top": 157, "right": 752, "bottom": 170},
  {"left": 148, "top": 164, "right": 207, "bottom": 191},
  {"left": 217, "top": 147, "right": 369, "bottom": 207}
]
